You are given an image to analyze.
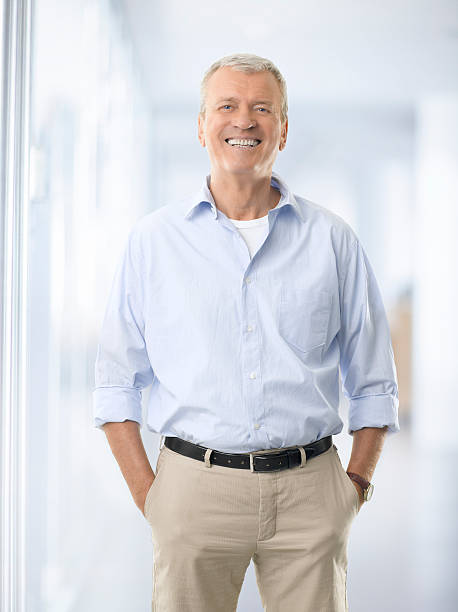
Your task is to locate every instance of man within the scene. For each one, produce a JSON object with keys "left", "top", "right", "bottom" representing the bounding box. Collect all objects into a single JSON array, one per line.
[{"left": 93, "top": 53, "right": 400, "bottom": 611}]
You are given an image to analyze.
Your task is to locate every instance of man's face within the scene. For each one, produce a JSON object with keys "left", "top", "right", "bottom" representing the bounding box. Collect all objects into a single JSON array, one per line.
[{"left": 198, "top": 67, "right": 288, "bottom": 178}]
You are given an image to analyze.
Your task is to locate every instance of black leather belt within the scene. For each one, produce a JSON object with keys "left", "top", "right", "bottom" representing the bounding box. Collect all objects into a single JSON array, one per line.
[{"left": 163, "top": 435, "right": 333, "bottom": 472}]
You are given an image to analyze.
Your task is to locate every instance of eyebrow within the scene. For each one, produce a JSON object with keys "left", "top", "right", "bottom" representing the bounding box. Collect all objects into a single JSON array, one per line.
[{"left": 214, "top": 97, "right": 274, "bottom": 106}]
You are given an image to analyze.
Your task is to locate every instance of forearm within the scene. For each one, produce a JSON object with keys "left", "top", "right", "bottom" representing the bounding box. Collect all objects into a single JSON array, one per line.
[
  {"left": 102, "top": 420, "right": 155, "bottom": 509},
  {"left": 346, "top": 425, "right": 388, "bottom": 481}
]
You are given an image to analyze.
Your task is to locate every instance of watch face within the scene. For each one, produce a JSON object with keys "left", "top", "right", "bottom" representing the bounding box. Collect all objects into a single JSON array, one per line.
[{"left": 365, "top": 483, "right": 374, "bottom": 501}]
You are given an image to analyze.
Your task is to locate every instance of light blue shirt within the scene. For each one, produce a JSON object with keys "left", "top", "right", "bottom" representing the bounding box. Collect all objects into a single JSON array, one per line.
[{"left": 93, "top": 171, "right": 400, "bottom": 452}]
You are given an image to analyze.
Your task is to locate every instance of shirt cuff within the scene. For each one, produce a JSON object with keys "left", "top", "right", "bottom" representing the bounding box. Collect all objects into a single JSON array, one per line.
[
  {"left": 93, "top": 386, "right": 143, "bottom": 429},
  {"left": 348, "top": 393, "right": 400, "bottom": 435}
]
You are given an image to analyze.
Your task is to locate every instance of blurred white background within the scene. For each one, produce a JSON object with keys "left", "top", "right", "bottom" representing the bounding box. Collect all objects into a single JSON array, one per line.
[{"left": 1, "top": 0, "right": 458, "bottom": 610}]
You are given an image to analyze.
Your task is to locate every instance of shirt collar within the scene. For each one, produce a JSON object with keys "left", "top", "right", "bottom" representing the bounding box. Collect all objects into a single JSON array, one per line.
[{"left": 183, "top": 171, "right": 305, "bottom": 223}]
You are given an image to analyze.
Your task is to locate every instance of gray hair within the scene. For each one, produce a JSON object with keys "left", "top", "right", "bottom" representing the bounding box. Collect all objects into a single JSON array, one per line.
[{"left": 199, "top": 53, "right": 288, "bottom": 124}]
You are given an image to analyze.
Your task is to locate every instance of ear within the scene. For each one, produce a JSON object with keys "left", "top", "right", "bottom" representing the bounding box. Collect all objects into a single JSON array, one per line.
[
  {"left": 279, "top": 118, "right": 288, "bottom": 151},
  {"left": 198, "top": 114, "right": 206, "bottom": 147}
]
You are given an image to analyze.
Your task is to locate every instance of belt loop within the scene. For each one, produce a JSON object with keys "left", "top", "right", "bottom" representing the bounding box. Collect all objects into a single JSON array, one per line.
[
  {"left": 159, "top": 435, "right": 165, "bottom": 450},
  {"left": 204, "top": 448, "right": 213, "bottom": 468},
  {"left": 298, "top": 446, "right": 307, "bottom": 468}
]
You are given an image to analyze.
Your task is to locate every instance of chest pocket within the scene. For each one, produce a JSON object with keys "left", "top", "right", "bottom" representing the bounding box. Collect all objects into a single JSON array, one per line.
[{"left": 278, "top": 286, "right": 332, "bottom": 354}]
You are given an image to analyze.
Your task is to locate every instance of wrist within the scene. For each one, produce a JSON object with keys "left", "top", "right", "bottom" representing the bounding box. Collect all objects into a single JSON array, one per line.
[{"left": 346, "top": 471, "right": 374, "bottom": 501}]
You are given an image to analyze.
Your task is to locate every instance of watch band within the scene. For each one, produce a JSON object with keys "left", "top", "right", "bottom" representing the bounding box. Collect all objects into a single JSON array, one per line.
[{"left": 346, "top": 471, "right": 374, "bottom": 501}]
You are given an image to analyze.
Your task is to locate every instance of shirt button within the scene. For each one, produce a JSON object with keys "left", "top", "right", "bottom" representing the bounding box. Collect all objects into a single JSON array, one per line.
[
  {"left": 249, "top": 372, "right": 256, "bottom": 379},
  {"left": 247, "top": 325, "right": 253, "bottom": 332},
  {"left": 246, "top": 277, "right": 251, "bottom": 284},
  {"left": 254, "top": 423, "right": 260, "bottom": 429}
]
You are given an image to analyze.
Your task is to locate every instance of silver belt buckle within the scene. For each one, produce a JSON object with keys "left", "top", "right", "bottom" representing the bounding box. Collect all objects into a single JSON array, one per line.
[
  {"left": 249, "top": 444, "right": 307, "bottom": 472},
  {"left": 248, "top": 447, "right": 285, "bottom": 472}
]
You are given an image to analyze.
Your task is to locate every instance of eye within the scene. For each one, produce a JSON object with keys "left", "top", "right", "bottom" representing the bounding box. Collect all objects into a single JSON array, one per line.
[
  {"left": 221, "top": 105, "right": 232, "bottom": 110},
  {"left": 256, "top": 107, "right": 268, "bottom": 112}
]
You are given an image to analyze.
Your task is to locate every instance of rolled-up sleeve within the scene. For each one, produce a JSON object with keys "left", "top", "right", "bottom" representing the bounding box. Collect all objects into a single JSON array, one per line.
[
  {"left": 92, "top": 227, "right": 154, "bottom": 430},
  {"left": 337, "top": 238, "right": 400, "bottom": 435}
]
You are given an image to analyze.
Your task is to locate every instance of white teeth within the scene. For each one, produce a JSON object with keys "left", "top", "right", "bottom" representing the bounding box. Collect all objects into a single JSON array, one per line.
[{"left": 226, "top": 139, "right": 260, "bottom": 147}]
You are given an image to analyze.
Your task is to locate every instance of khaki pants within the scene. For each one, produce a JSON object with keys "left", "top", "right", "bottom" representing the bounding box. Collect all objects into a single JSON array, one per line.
[{"left": 144, "top": 440, "right": 360, "bottom": 611}]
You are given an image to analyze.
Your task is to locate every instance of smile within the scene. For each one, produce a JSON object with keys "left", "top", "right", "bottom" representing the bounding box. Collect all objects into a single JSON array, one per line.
[{"left": 225, "top": 138, "right": 261, "bottom": 148}]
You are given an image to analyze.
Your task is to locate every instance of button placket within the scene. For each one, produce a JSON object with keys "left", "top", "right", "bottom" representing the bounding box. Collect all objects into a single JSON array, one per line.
[{"left": 241, "top": 273, "right": 265, "bottom": 441}]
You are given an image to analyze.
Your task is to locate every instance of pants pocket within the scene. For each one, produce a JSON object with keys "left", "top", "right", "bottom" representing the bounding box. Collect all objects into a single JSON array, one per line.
[
  {"left": 144, "top": 447, "right": 166, "bottom": 519},
  {"left": 332, "top": 444, "right": 360, "bottom": 512}
]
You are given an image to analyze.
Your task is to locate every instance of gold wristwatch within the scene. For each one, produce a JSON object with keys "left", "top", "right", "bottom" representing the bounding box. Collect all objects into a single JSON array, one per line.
[{"left": 346, "top": 472, "right": 374, "bottom": 501}]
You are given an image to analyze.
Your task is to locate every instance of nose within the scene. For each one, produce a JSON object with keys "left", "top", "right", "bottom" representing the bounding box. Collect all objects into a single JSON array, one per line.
[
  {"left": 234, "top": 119, "right": 256, "bottom": 130},
  {"left": 232, "top": 109, "right": 257, "bottom": 130}
]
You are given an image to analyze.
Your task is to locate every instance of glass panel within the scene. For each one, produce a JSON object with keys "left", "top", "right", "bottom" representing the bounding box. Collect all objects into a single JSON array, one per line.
[{"left": 27, "top": 1, "right": 156, "bottom": 609}]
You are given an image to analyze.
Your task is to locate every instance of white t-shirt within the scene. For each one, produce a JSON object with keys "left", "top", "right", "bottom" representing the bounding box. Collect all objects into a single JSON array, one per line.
[{"left": 228, "top": 213, "right": 269, "bottom": 259}]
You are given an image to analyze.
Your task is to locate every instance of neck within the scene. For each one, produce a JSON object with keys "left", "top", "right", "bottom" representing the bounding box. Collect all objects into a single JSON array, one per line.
[{"left": 208, "top": 171, "right": 280, "bottom": 220}]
